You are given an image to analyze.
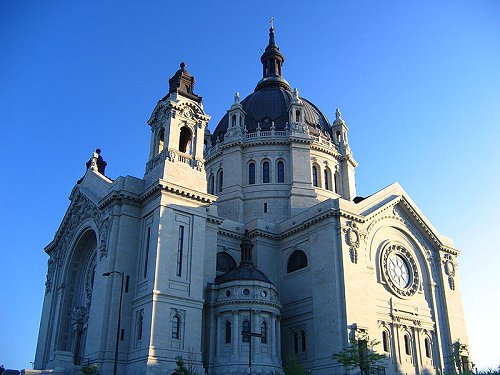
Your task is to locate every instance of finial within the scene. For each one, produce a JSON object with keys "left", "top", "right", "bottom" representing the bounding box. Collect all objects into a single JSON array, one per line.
[
  {"left": 268, "top": 17, "right": 276, "bottom": 47},
  {"left": 335, "top": 108, "right": 342, "bottom": 119},
  {"left": 293, "top": 88, "right": 300, "bottom": 99},
  {"left": 234, "top": 92, "right": 240, "bottom": 103}
]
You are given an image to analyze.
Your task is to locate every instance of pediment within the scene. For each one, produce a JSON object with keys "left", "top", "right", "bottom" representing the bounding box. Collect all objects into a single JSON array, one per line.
[
  {"left": 45, "top": 187, "right": 107, "bottom": 255},
  {"left": 351, "top": 183, "right": 457, "bottom": 254}
]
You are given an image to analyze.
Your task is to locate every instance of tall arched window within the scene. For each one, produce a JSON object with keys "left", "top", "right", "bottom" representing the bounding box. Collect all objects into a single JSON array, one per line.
[
  {"left": 404, "top": 334, "right": 411, "bottom": 355},
  {"left": 249, "top": 162, "right": 256, "bottom": 185},
  {"left": 277, "top": 161, "right": 285, "bottom": 183},
  {"left": 158, "top": 127, "right": 165, "bottom": 154},
  {"left": 217, "top": 170, "right": 223, "bottom": 192},
  {"left": 262, "top": 161, "right": 270, "bottom": 183},
  {"left": 295, "top": 109, "right": 301, "bottom": 122},
  {"left": 424, "top": 337, "right": 431, "bottom": 358},
  {"left": 225, "top": 321, "right": 232, "bottom": 344},
  {"left": 301, "top": 330, "right": 306, "bottom": 352},
  {"left": 324, "top": 168, "right": 332, "bottom": 190},
  {"left": 334, "top": 172, "right": 340, "bottom": 194},
  {"left": 242, "top": 320, "right": 250, "bottom": 342},
  {"left": 232, "top": 114, "right": 237, "bottom": 127},
  {"left": 261, "top": 322, "right": 267, "bottom": 344},
  {"left": 208, "top": 175, "right": 214, "bottom": 194},
  {"left": 179, "top": 126, "right": 192, "bottom": 154},
  {"left": 287, "top": 250, "right": 308, "bottom": 273},
  {"left": 312, "top": 166, "right": 318, "bottom": 187},
  {"left": 172, "top": 316, "right": 180, "bottom": 339},
  {"left": 382, "top": 330, "right": 389, "bottom": 352},
  {"left": 293, "top": 332, "right": 299, "bottom": 353}
]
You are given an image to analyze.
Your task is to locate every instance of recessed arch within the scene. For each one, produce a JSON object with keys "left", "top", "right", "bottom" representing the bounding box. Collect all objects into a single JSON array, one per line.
[
  {"left": 287, "top": 250, "right": 308, "bottom": 273},
  {"left": 216, "top": 252, "right": 237, "bottom": 274},
  {"left": 179, "top": 126, "right": 192, "bottom": 154},
  {"left": 57, "top": 228, "right": 98, "bottom": 364}
]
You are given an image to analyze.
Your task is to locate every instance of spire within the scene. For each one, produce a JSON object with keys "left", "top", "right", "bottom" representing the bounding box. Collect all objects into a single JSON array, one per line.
[
  {"left": 239, "top": 230, "right": 254, "bottom": 267},
  {"left": 255, "top": 18, "right": 291, "bottom": 92}
]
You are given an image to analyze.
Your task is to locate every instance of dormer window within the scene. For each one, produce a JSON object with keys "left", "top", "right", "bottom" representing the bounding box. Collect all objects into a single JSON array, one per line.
[{"left": 295, "top": 109, "right": 300, "bottom": 122}]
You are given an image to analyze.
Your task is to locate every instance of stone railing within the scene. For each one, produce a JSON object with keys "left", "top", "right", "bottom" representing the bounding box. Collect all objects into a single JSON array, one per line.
[
  {"left": 204, "top": 129, "right": 338, "bottom": 159},
  {"left": 146, "top": 148, "right": 204, "bottom": 172}
]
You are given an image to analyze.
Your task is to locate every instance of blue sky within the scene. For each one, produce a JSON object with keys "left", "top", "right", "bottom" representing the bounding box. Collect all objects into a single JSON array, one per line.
[{"left": 1, "top": 1, "right": 499, "bottom": 371}]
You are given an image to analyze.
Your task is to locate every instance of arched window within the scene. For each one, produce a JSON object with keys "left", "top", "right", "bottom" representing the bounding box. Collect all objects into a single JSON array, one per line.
[
  {"left": 424, "top": 337, "right": 431, "bottom": 358},
  {"left": 158, "top": 127, "right": 165, "bottom": 154},
  {"left": 295, "top": 109, "right": 301, "bottom": 122},
  {"left": 179, "top": 126, "right": 192, "bottom": 154},
  {"left": 242, "top": 320, "right": 250, "bottom": 342},
  {"left": 382, "top": 330, "right": 389, "bottom": 352},
  {"left": 208, "top": 174, "right": 214, "bottom": 194},
  {"left": 324, "top": 168, "right": 333, "bottom": 191},
  {"left": 312, "top": 166, "right": 318, "bottom": 187},
  {"left": 262, "top": 161, "right": 270, "bottom": 183},
  {"left": 404, "top": 334, "right": 411, "bottom": 355},
  {"left": 334, "top": 172, "right": 340, "bottom": 194},
  {"left": 293, "top": 332, "right": 299, "bottom": 353},
  {"left": 249, "top": 162, "right": 256, "bottom": 185},
  {"left": 172, "top": 316, "right": 180, "bottom": 339},
  {"left": 277, "top": 161, "right": 285, "bottom": 183},
  {"left": 225, "top": 321, "right": 232, "bottom": 344},
  {"left": 261, "top": 322, "right": 267, "bottom": 344},
  {"left": 287, "top": 250, "right": 308, "bottom": 273},
  {"left": 137, "top": 310, "right": 144, "bottom": 341},
  {"left": 301, "top": 330, "right": 306, "bottom": 352},
  {"left": 216, "top": 252, "right": 237, "bottom": 274},
  {"left": 217, "top": 170, "right": 223, "bottom": 192},
  {"left": 232, "top": 114, "right": 237, "bottom": 127}
]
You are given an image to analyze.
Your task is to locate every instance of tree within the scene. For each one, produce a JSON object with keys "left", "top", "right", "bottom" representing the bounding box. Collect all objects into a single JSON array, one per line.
[
  {"left": 174, "top": 352, "right": 198, "bottom": 375},
  {"left": 333, "top": 339, "right": 387, "bottom": 375},
  {"left": 283, "top": 355, "right": 305, "bottom": 375},
  {"left": 80, "top": 364, "right": 99, "bottom": 375}
]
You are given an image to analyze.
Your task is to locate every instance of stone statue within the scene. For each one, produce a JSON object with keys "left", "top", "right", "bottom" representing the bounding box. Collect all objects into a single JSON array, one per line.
[{"left": 86, "top": 148, "right": 107, "bottom": 175}]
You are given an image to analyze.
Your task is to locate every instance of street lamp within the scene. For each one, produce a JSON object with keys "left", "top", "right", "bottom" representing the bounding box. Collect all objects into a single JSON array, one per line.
[{"left": 103, "top": 271, "right": 124, "bottom": 375}]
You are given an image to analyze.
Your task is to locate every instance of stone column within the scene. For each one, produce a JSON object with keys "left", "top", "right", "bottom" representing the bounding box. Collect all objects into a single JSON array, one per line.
[{"left": 232, "top": 310, "right": 239, "bottom": 360}]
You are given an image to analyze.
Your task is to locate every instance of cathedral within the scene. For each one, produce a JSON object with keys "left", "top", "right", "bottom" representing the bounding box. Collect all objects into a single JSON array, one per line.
[{"left": 32, "top": 25, "right": 470, "bottom": 375}]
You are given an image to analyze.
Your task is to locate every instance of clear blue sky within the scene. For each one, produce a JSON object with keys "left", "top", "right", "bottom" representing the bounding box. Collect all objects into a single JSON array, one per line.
[{"left": 1, "top": 1, "right": 499, "bottom": 371}]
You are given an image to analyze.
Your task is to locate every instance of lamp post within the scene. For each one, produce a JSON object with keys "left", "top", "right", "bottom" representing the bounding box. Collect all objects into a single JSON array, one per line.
[
  {"left": 241, "top": 308, "right": 262, "bottom": 375},
  {"left": 103, "top": 271, "right": 124, "bottom": 375}
]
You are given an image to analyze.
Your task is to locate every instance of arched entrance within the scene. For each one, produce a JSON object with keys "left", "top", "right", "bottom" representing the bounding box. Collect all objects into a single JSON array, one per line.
[{"left": 57, "top": 229, "right": 97, "bottom": 365}]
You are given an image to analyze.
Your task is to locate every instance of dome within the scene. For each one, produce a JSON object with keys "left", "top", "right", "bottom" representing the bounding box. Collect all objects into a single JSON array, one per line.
[
  {"left": 215, "top": 264, "right": 272, "bottom": 285},
  {"left": 212, "top": 87, "right": 331, "bottom": 143}
]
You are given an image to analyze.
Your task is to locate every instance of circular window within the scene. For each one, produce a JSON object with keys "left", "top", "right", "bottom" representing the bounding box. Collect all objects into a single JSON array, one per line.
[
  {"left": 242, "top": 288, "right": 250, "bottom": 296},
  {"left": 261, "top": 290, "right": 268, "bottom": 298},
  {"left": 225, "top": 290, "right": 231, "bottom": 297},
  {"left": 382, "top": 244, "right": 419, "bottom": 297}
]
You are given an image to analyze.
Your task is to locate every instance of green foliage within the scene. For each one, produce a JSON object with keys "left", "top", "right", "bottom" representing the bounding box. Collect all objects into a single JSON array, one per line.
[
  {"left": 174, "top": 356, "right": 198, "bottom": 375},
  {"left": 80, "top": 364, "right": 99, "bottom": 375},
  {"left": 332, "top": 339, "right": 387, "bottom": 375},
  {"left": 283, "top": 355, "right": 305, "bottom": 375}
]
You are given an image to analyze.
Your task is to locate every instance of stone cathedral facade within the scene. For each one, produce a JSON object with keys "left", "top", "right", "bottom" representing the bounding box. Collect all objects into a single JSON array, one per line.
[{"left": 32, "top": 27, "right": 471, "bottom": 375}]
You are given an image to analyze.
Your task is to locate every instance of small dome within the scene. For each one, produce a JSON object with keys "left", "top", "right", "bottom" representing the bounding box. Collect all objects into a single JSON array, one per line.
[
  {"left": 215, "top": 265, "right": 272, "bottom": 285},
  {"left": 212, "top": 87, "right": 331, "bottom": 142}
]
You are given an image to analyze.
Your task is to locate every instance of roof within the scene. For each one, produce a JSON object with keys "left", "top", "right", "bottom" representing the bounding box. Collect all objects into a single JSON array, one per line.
[{"left": 212, "top": 87, "right": 331, "bottom": 142}]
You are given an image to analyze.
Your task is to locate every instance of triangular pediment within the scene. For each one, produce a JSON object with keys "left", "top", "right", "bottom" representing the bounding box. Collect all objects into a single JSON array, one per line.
[
  {"left": 45, "top": 186, "right": 104, "bottom": 255},
  {"left": 347, "top": 182, "right": 457, "bottom": 254}
]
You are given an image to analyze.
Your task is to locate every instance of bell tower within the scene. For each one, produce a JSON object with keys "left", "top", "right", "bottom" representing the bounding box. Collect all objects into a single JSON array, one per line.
[{"left": 145, "top": 63, "right": 211, "bottom": 191}]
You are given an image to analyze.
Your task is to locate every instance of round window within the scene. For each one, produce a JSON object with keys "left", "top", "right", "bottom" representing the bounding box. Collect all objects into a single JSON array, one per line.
[
  {"left": 243, "top": 288, "right": 250, "bottom": 296},
  {"left": 382, "top": 244, "right": 419, "bottom": 298},
  {"left": 225, "top": 290, "right": 231, "bottom": 297},
  {"left": 261, "top": 290, "right": 268, "bottom": 298}
]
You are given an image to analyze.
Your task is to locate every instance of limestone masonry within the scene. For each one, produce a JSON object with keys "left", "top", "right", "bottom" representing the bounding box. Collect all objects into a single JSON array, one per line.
[{"left": 32, "top": 26, "right": 470, "bottom": 375}]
